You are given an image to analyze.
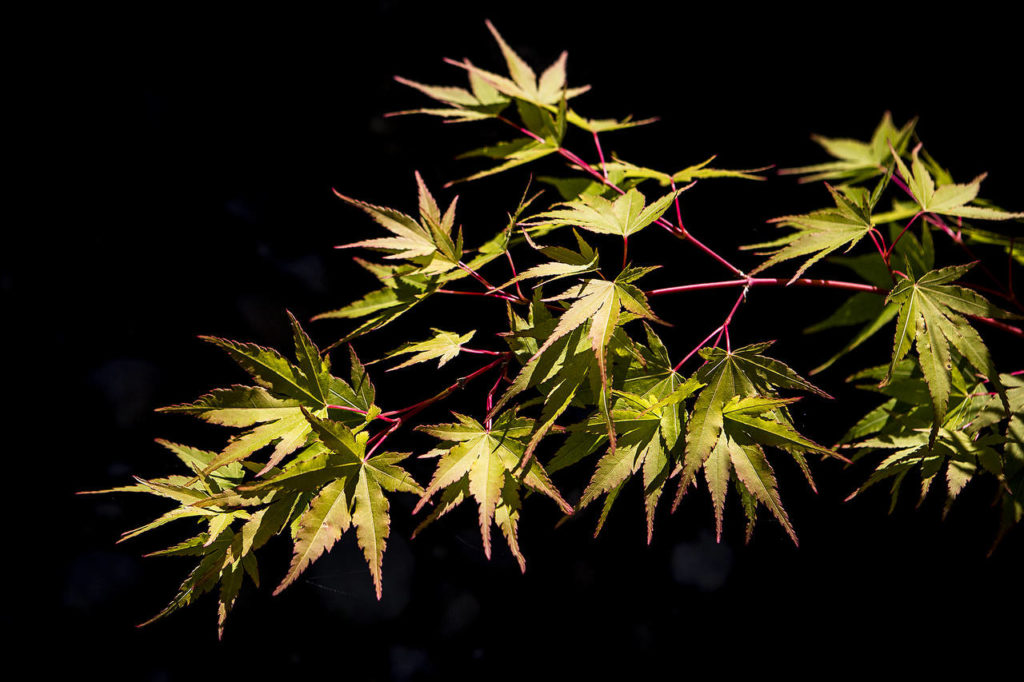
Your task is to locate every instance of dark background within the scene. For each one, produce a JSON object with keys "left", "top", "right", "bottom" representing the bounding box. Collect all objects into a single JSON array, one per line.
[{"left": 17, "top": 3, "right": 1022, "bottom": 678}]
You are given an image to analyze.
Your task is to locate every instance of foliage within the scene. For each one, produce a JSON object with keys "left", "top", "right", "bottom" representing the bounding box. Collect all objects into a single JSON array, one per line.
[{"left": 83, "top": 20, "right": 1023, "bottom": 637}]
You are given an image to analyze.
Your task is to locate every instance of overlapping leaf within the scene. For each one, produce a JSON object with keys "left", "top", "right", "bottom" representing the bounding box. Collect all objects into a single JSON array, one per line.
[
  {"left": 552, "top": 366, "right": 701, "bottom": 542},
  {"left": 159, "top": 313, "right": 377, "bottom": 475},
  {"left": 883, "top": 263, "right": 1018, "bottom": 443}
]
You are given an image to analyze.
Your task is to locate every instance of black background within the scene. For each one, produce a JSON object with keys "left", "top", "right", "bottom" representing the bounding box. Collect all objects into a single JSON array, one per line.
[{"left": 18, "top": 3, "right": 1023, "bottom": 679}]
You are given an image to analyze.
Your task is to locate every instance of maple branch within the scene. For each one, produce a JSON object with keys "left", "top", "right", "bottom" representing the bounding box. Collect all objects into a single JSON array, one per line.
[
  {"left": 458, "top": 260, "right": 528, "bottom": 303},
  {"left": 969, "top": 315, "right": 1024, "bottom": 339},
  {"left": 365, "top": 354, "right": 510, "bottom": 458},
  {"left": 495, "top": 115, "right": 746, "bottom": 277},
  {"left": 648, "top": 277, "right": 887, "bottom": 297}
]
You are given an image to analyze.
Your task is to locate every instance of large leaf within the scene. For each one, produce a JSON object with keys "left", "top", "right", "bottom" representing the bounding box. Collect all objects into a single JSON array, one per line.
[{"left": 883, "top": 264, "right": 1018, "bottom": 443}]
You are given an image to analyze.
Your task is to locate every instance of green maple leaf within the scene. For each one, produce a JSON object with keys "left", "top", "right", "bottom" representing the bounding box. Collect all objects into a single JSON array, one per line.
[
  {"left": 462, "top": 20, "right": 592, "bottom": 109},
  {"left": 563, "top": 376, "right": 701, "bottom": 542},
  {"left": 391, "top": 66, "right": 511, "bottom": 122},
  {"left": 746, "top": 178, "right": 888, "bottom": 282},
  {"left": 884, "top": 263, "right": 1018, "bottom": 444},
  {"left": 378, "top": 328, "right": 476, "bottom": 370},
  {"left": 845, "top": 370, "right": 1023, "bottom": 546},
  {"left": 779, "top": 112, "right": 916, "bottom": 183},
  {"left": 275, "top": 412, "right": 423, "bottom": 599},
  {"left": 677, "top": 343, "right": 834, "bottom": 543},
  {"left": 84, "top": 441, "right": 303, "bottom": 638},
  {"left": 313, "top": 259, "right": 439, "bottom": 343},
  {"left": 525, "top": 187, "right": 683, "bottom": 238},
  {"left": 159, "top": 313, "right": 377, "bottom": 475},
  {"left": 443, "top": 22, "right": 653, "bottom": 135},
  {"left": 492, "top": 228, "right": 599, "bottom": 292},
  {"left": 413, "top": 412, "right": 572, "bottom": 571},
  {"left": 450, "top": 97, "right": 568, "bottom": 185},
  {"left": 891, "top": 144, "right": 1024, "bottom": 221},
  {"left": 334, "top": 172, "right": 462, "bottom": 273}
]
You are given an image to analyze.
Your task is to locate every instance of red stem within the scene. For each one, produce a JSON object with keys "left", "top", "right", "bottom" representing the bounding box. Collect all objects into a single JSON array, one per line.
[
  {"left": 593, "top": 130, "right": 608, "bottom": 179},
  {"left": 648, "top": 277, "right": 886, "bottom": 297},
  {"left": 670, "top": 180, "right": 687, "bottom": 235},
  {"left": 885, "top": 211, "right": 923, "bottom": 261},
  {"left": 505, "top": 250, "right": 527, "bottom": 302},
  {"left": 461, "top": 347, "right": 504, "bottom": 356},
  {"left": 484, "top": 360, "right": 509, "bottom": 430},
  {"left": 970, "top": 316, "right": 1024, "bottom": 339},
  {"left": 674, "top": 325, "right": 724, "bottom": 371},
  {"left": 363, "top": 354, "right": 510, "bottom": 458}
]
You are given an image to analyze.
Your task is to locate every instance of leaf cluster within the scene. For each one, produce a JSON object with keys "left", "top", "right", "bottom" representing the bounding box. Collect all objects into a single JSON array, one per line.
[{"left": 85, "top": 22, "right": 1023, "bottom": 636}]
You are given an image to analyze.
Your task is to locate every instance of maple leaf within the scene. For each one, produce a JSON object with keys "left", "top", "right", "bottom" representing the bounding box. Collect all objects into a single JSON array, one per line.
[
  {"left": 779, "top": 111, "right": 917, "bottom": 183},
  {"left": 844, "top": 360, "right": 1022, "bottom": 546},
  {"left": 334, "top": 171, "right": 463, "bottom": 274},
  {"left": 891, "top": 143, "right": 1024, "bottom": 221},
  {"left": 413, "top": 412, "right": 572, "bottom": 571},
  {"left": 391, "top": 67, "right": 511, "bottom": 122},
  {"left": 492, "top": 228, "right": 599, "bottom": 292},
  {"left": 746, "top": 177, "right": 889, "bottom": 282},
  {"left": 557, "top": 375, "right": 701, "bottom": 542},
  {"left": 159, "top": 313, "right": 378, "bottom": 476},
  {"left": 275, "top": 412, "right": 423, "bottom": 599},
  {"left": 883, "top": 263, "right": 1019, "bottom": 444},
  {"left": 525, "top": 187, "right": 683, "bottom": 238},
  {"left": 489, "top": 292, "right": 598, "bottom": 464},
  {"left": 378, "top": 328, "right": 476, "bottom": 371},
  {"left": 676, "top": 343, "right": 835, "bottom": 544}
]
